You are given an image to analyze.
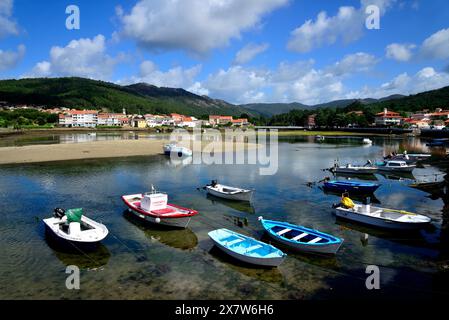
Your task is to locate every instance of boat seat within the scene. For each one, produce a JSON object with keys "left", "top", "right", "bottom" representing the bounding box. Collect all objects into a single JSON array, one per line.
[
  {"left": 69, "top": 222, "right": 81, "bottom": 236},
  {"left": 276, "top": 228, "right": 291, "bottom": 236},
  {"left": 308, "top": 237, "right": 323, "bottom": 244},
  {"left": 246, "top": 244, "right": 263, "bottom": 252},
  {"left": 292, "top": 233, "right": 308, "bottom": 241},
  {"left": 226, "top": 238, "right": 244, "bottom": 246},
  {"left": 151, "top": 208, "right": 176, "bottom": 215}
]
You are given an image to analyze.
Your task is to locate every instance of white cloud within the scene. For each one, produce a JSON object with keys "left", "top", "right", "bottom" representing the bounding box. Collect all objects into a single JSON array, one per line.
[
  {"left": 118, "top": 0, "right": 287, "bottom": 54},
  {"left": 346, "top": 67, "right": 449, "bottom": 99},
  {"left": 233, "top": 43, "right": 269, "bottom": 65},
  {"left": 420, "top": 28, "right": 449, "bottom": 60},
  {"left": 327, "top": 52, "right": 379, "bottom": 76},
  {"left": 25, "top": 35, "right": 120, "bottom": 80},
  {"left": 0, "top": 0, "right": 19, "bottom": 38},
  {"left": 287, "top": 0, "right": 394, "bottom": 53},
  {"left": 385, "top": 43, "right": 416, "bottom": 61},
  {"left": 0, "top": 44, "right": 25, "bottom": 71}
]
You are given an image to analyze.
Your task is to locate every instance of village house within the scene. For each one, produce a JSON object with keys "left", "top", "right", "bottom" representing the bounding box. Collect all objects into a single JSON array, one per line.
[
  {"left": 231, "top": 118, "right": 249, "bottom": 127},
  {"left": 374, "top": 108, "right": 403, "bottom": 126},
  {"left": 59, "top": 110, "right": 98, "bottom": 127},
  {"left": 209, "top": 115, "right": 233, "bottom": 126}
]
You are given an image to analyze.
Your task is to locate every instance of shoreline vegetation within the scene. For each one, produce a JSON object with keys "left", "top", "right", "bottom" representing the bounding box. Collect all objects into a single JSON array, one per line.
[{"left": 0, "top": 139, "right": 260, "bottom": 165}]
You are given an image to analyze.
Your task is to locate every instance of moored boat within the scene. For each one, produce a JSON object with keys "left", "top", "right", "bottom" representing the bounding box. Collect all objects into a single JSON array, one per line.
[
  {"left": 333, "top": 197, "right": 431, "bottom": 230},
  {"left": 323, "top": 180, "right": 380, "bottom": 194},
  {"left": 208, "top": 228, "right": 286, "bottom": 267},
  {"left": 259, "top": 218, "right": 343, "bottom": 255},
  {"left": 362, "top": 138, "right": 372, "bottom": 145},
  {"left": 43, "top": 208, "right": 109, "bottom": 249},
  {"left": 163, "top": 143, "right": 193, "bottom": 157},
  {"left": 376, "top": 160, "right": 415, "bottom": 172},
  {"left": 122, "top": 188, "right": 198, "bottom": 228},
  {"left": 205, "top": 180, "right": 254, "bottom": 202},
  {"left": 331, "top": 162, "right": 377, "bottom": 174}
]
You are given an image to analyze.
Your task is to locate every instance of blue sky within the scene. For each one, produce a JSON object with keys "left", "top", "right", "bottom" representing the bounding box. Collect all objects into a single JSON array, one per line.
[{"left": 1, "top": 0, "right": 449, "bottom": 105}]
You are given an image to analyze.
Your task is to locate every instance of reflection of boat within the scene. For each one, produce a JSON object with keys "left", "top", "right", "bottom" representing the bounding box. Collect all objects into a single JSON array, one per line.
[
  {"left": 205, "top": 181, "right": 254, "bottom": 202},
  {"left": 166, "top": 156, "right": 193, "bottom": 167},
  {"left": 206, "top": 194, "right": 255, "bottom": 214},
  {"left": 426, "top": 138, "right": 449, "bottom": 147},
  {"left": 376, "top": 160, "right": 415, "bottom": 173},
  {"left": 259, "top": 218, "right": 343, "bottom": 255},
  {"left": 410, "top": 180, "right": 446, "bottom": 193},
  {"left": 43, "top": 208, "right": 109, "bottom": 250},
  {"left": 378, "top": 171, "right": 415, "bottom": 180},
  {"left": 208, "top": 229, "right": 286, "bottom": 267},
  {"left": 333, "top": 200, "right": 432, "bottom": 230},
  {"left": 123, "top": 211, "right": 198, "bottom": 250},
  {"left": 122, "top": 188, "right": 199, "bottom": 229},
  {"left": 323, "top": 180, "right": 380, "bottom": 194},
  {"left": 333, "top": 172, "right": 378, "bottom": 181}
]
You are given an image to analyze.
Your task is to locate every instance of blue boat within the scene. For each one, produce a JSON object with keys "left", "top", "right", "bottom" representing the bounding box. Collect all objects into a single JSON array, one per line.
[
  {"left": 259, "top": 218, "right": 343, "bottom": 255},
  {"left": 323, "top": 180, "right": 380, "bottom": 194},
  {"left": 208, "top": 228, "right": 286, "bottom": 267}
]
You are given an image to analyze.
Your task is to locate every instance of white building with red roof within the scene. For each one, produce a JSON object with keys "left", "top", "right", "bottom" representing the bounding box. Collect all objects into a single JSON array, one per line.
[{"left": 374, "top": 108, "right": 403, "bottom": 126}]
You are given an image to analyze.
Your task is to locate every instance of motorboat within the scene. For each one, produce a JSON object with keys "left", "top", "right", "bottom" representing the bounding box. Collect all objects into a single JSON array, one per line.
[
  {"left": 43, "top": 208, "right": 108, "bottom": 249},
  {"left": 208, "top": 228, "right": 286, "bottom": 267},
  {"left": 205, "top": 180, "right": 254, "bottom": 202},
  {"left": 376, "top": 160, "right": 416, "bottom": 172},
  {"left": 330, "top": 160, "right": 377, "bottom": 174},
  {"left": 259, "top": 218, "right": 343, "bottom": 255},
  {"left": 163, "top": 143, "right": 193, "bottom": 157},
  {"left": 122, "top": 187, "right": 199, "bottom": 228},
  {"left": 362, "top": 138, "right": 372, "bottom": 145}
]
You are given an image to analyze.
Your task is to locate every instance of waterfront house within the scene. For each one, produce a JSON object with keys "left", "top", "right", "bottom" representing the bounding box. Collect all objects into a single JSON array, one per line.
[
  {"left": 374, "top": 108, "right": 403, "bottom": 126},
  {"left": 59, "top": 110, "right": 98, "bottom": 127},
  {"left": 209, "top": 115, "right": 233, "bottom": 126}
]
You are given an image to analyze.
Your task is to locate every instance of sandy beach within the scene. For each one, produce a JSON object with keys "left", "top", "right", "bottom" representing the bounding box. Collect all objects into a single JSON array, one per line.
[{"left": 0, "top": 139, "right": 260, "bottom": 165}]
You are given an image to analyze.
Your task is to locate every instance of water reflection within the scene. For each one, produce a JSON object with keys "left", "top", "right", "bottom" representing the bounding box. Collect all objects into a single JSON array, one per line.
[
  {"left": 206, "top": 194, "right": 255, "bottom": 214},
  {"left": 123, "top": 211, "right": 198, "bottom": 251}
]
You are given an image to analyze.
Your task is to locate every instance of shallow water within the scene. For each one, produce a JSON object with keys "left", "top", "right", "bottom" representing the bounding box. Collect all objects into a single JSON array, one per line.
[{"left": 1, "top": 135, "right": 449, "bottom": 300}]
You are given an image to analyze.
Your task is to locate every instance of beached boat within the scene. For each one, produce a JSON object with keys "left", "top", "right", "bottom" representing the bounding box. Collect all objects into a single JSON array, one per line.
[
  {"left": 323, "top": 180, "right": 380, "bottom": 194},
  {"left": 363, "top": 138, "right": 372, "bottom": 145},
  {"left": 259, "top": 218, "right": 343, "bottom": 255},
  {"left": 122, "top": 188, "right": 198, "bottom": 228},
  {"left": 333, "top": 198, "right": 431, "bottom": 230},
  {"left": 43, "top": 208, "right": 108, "bottom": 249},
  {"left": 208, "top": 228, "right": 286, "bottom": 267},
  {"left": 331, "top": 162, "right": 377, "bottom": 174},
  {"left": 163, "top": 143, "right": 193, "bottom": 157},
  {"left": 205, "top": 180, "right": 254, "bottom": 202},
  {"left": 376, "top": 160, "right": 415, "bottom": 172}
]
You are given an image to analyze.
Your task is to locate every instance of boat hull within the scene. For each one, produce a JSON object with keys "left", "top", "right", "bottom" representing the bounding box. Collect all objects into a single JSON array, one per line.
[
  {"left": 213, "top": 241, "right": 284, "bottom": 267},
  {"left": 43, "top": 222, "right": 104, "bottom": 251},
  {"left": 334, "top": 208, "right": 430, "bottom": 230},
  {"left": 332, "top": 167, "right": 377, "bottom": 174},
  {"left": 377, "top": 166, "right": 415, "bottom": 173},
  {"left": 126, "top": 207, "right": 192, "bottom": 228},
  {"left": 323, "top": 182, "right": 379, "bottom": 194},
  {"left": 206, "top": 187, "right": 253, "bottom": 202}
]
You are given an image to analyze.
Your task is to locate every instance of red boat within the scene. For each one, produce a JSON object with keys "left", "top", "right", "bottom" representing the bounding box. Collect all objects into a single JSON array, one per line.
[{"left": 121, "top": 191, "right": 198, "bottom": 228}]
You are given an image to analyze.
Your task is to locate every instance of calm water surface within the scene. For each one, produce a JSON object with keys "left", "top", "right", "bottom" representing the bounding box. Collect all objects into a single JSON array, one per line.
[{"left": 1, "top": 135, "right": 449, "bottom": 300}]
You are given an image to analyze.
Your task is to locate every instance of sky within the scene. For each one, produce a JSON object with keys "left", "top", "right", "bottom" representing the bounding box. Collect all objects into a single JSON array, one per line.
[{"left": 1, "top": 0, "right": 449, "bottom": 105}]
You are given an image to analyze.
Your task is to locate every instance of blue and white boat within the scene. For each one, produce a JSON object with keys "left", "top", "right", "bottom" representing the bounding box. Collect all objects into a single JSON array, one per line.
[
  {"left": 208, "top": 228, "right": 286, "bottom": 267},
  {"left": 323, "top": 180, "right": 380, "bottom": 194},
  {"left": 259, "top": 218, "right": 343, "bottom": 255}
]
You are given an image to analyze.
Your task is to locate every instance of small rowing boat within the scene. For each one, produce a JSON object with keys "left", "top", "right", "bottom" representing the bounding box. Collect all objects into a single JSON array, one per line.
[
  {"left": 43, "top": 208, "right": 108, "bottom": 249},
  {"left": 122, "top": 187, "right": 198, "bottom": 228},
  {"left": 208, "top": 228, "right": 286, "bottom": 267},
  {"left": 205, "top": 180, "right": 254, "bottom": 202},
  {"left": 259, "top": 218, "right": 343, "bottom": 255},
  {"left": 333, "top": 197, "right": 431, "bottom": 230},
  {"left": 323, "top": 180, "right": 380, "bottom": 193}
]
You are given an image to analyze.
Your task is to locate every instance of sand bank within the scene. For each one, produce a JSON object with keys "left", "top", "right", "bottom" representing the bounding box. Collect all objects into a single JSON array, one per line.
[{"left": 0, "top": 139, "right": 260, "bottom": 165}]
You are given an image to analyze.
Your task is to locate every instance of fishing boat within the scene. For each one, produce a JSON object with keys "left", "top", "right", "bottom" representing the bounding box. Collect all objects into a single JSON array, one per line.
[
  {"left": 122, "top": 187, "right": 199, "bottom": 228},
  {"left": 43, "top": 208, "right": 109, "bottom": 249},
  {"left": 330, "top": 161, "right": 377, "bottom": 174},
  {"left": 205, "top": 180, "right": 254, "bottom": 202},
  {"left": 333, "top": 197, "right": 431, "bottom": 230},
  {"left": 208, "top": 228, "right": 286, "bottom": 267},
  {"left": 259, "top": 218, "right": 343, "bottom": 255},
  {"left": 376, "top": 160, "right": 416, "bottom": 172},
  {"left": 163, "top": 143, "right": 193, "bottom": 157},
  {"left": 323, "top": 180, "right": 380, "bottom": 194}
]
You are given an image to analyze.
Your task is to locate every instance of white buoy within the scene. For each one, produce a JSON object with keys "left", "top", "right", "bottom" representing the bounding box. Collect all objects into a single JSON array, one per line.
[{"left": 155, "top": 217, "right": 161, "bottom": 223}]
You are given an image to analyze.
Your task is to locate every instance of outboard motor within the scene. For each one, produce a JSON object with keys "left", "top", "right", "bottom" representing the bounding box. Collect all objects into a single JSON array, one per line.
[
  {"left": 211, "top": 180, "right": 218, "bottom": 187},
  {"left": 54, "top": 208, "right": 66, "bottom": 219}
]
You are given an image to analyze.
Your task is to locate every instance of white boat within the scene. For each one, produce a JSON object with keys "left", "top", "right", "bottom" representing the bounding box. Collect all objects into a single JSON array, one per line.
[
  {"left": 362, "top": 138, "right": 372, "bottom": 144},
  {"left": 208, "top": 228, "right": 286, "bottom": 267},
  {"left": 122, "top": 188, "right": 199, "bottom": 228},
  {"left": 376, "top": 160, "right": 415, "bottom": 172},
  {"left": 333, "top": 201, "right": 431, "bottom": 230},
  {"left": 205, "top": 180, "right": 254, "bottom": 202},
  {"left": 163, "top": 143, "right": 192, "bottom": 157},
  {"left": 331, "top": 161, "right": 377, "bottom": 174},
  {"left": 43, "top": 208, "right": 108, "bottom": 248}
]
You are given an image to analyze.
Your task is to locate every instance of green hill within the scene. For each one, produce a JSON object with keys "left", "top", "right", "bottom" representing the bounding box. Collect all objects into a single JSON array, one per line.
[{"left": 0, "top": 77, "right": 250, "bottom": 117}]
